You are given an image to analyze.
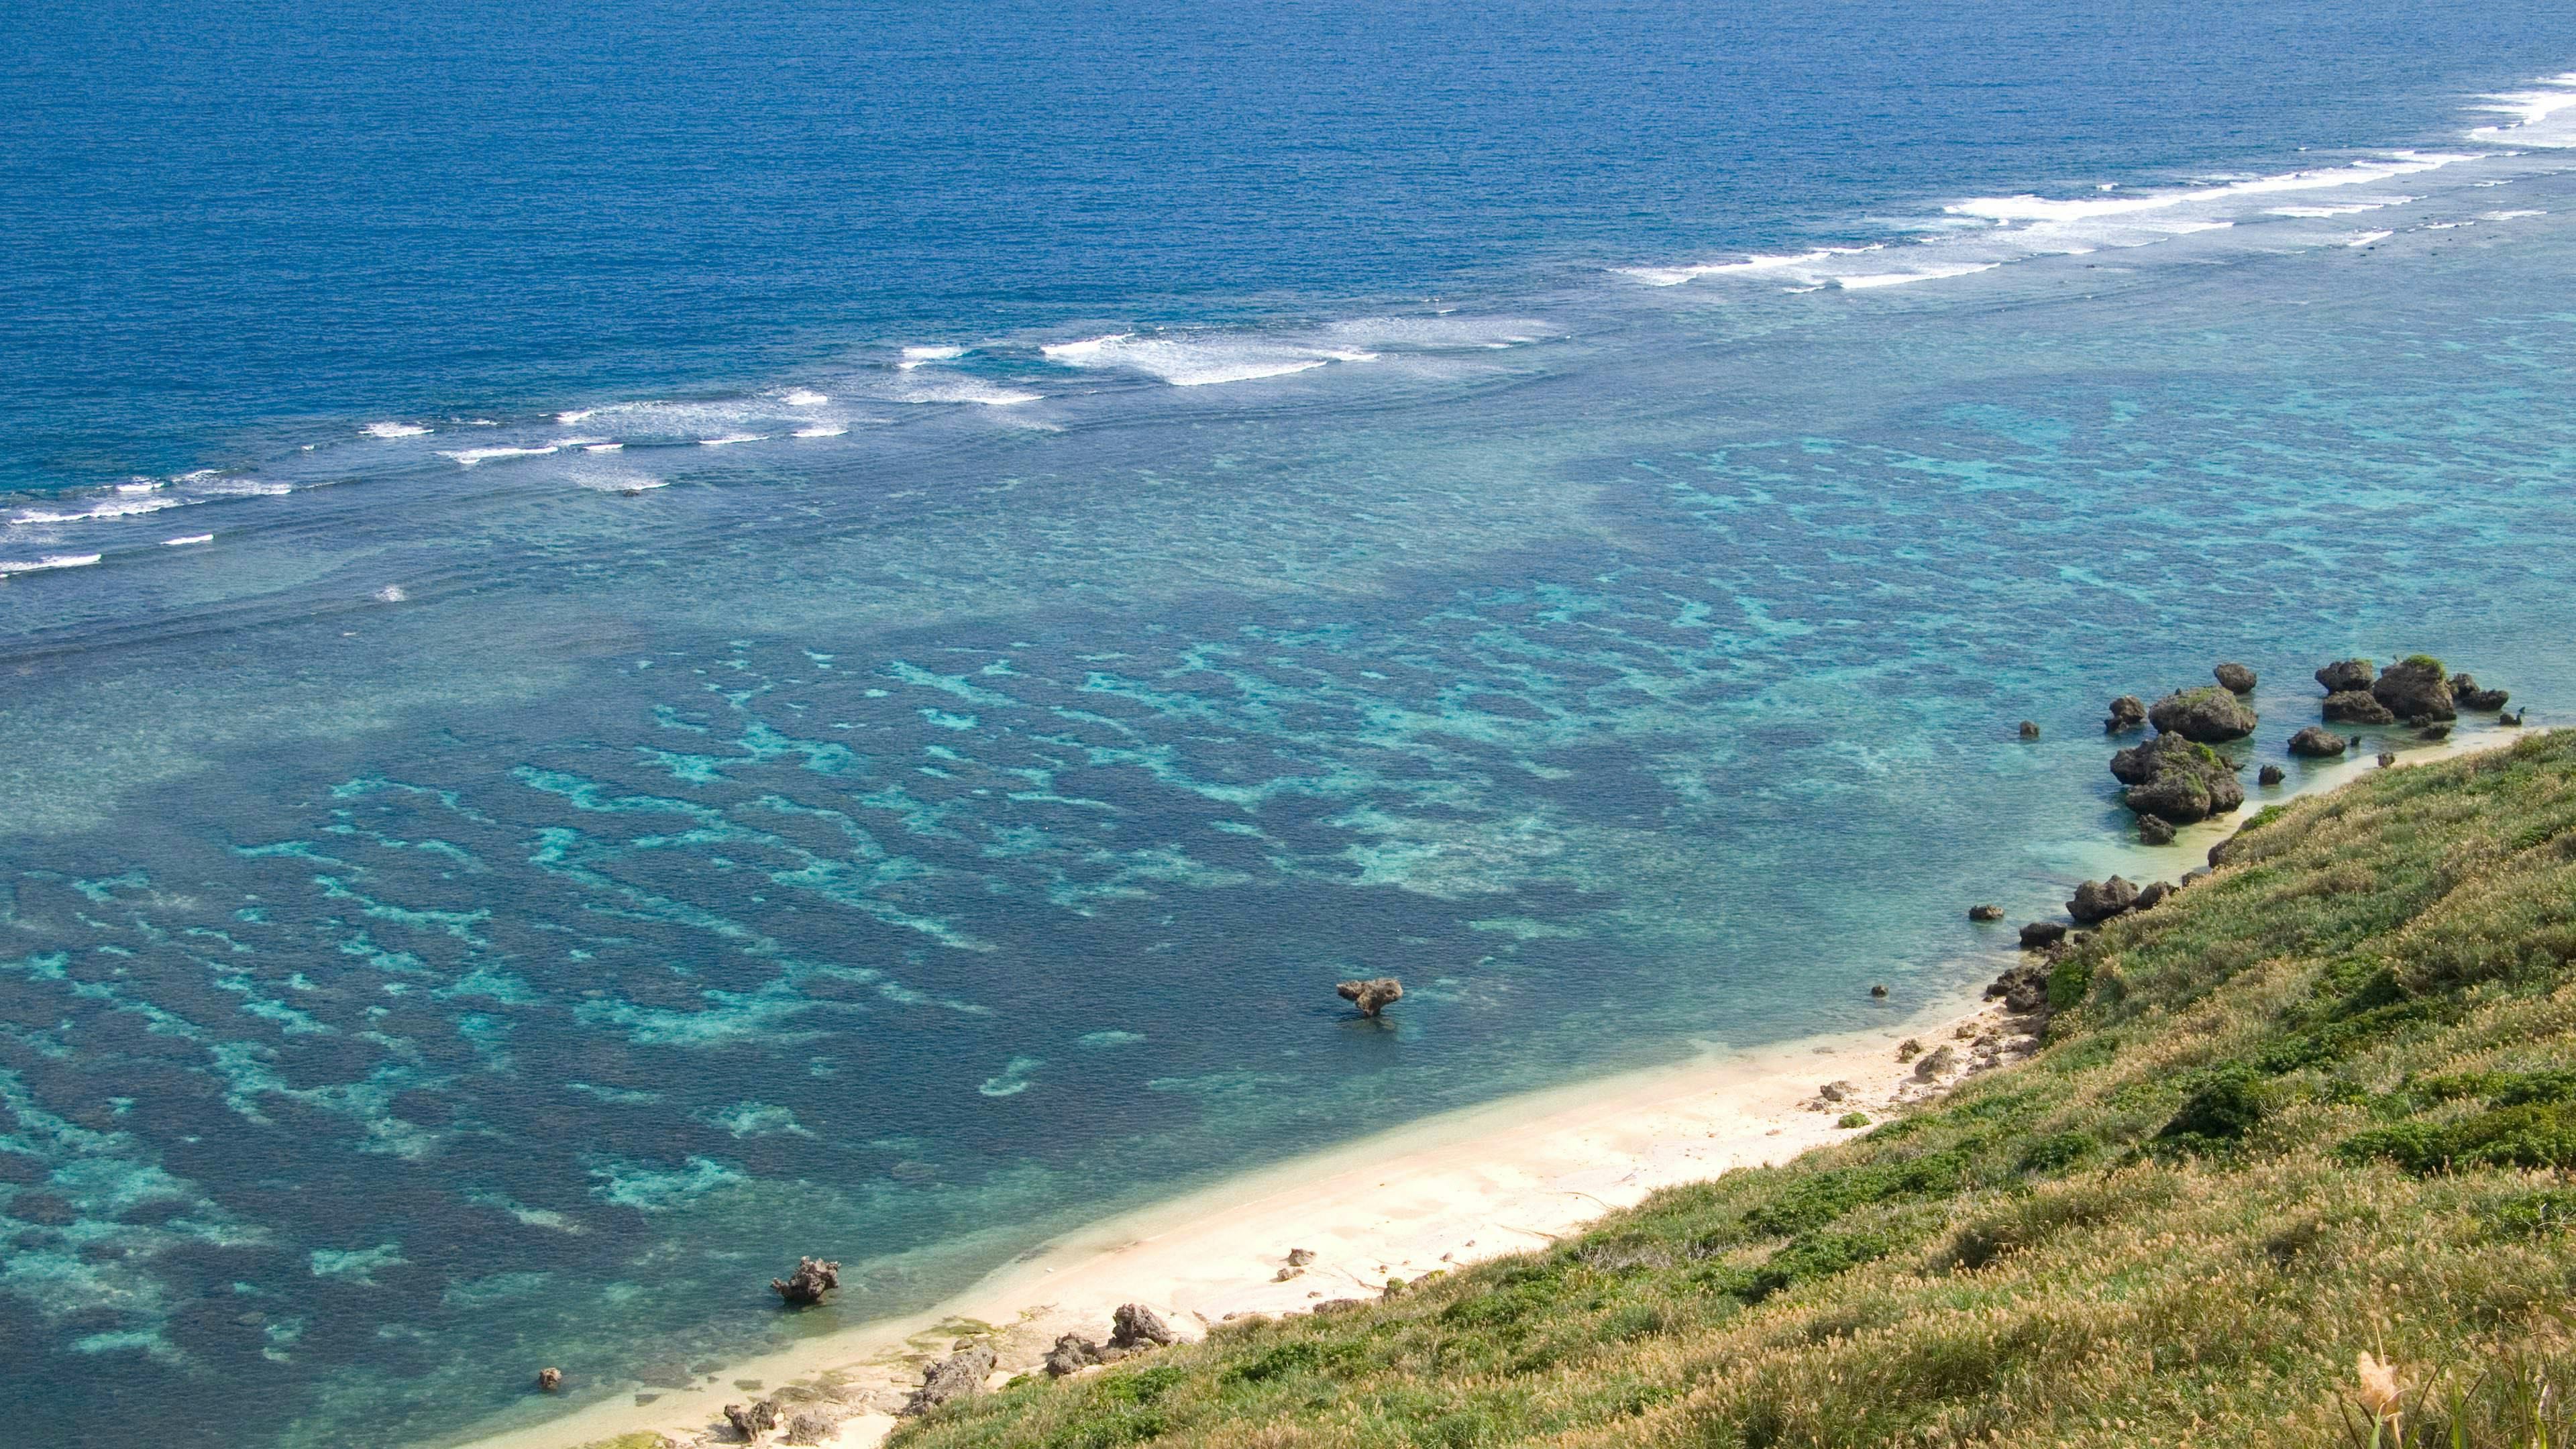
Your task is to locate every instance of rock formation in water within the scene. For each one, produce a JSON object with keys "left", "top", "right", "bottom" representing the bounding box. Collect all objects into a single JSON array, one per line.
[
  {"left": 2110, "top": 733, "right": 2244, "bottom": 822},
  {"left": 2324, "top": 690, "right": 2396, "bottom": 724},
  {"left": 2104, "top": 695, "right": 2147, "bottom": 734},
  {"left": 903, "top": 1345, "right": 997, "bottom": 1415},
  {"left": 2452, "top": 672, "right": 2510, "bottom": 710},
  {"left": 536, "top": 1366, "right": 562, "bottom": 1393},
  {"left": 2019, "top": 921, "right": 2068, "bottom": 949},
  {"left": 1968, "top": 904, "right": 2003, "bottom": 922},
  {"left": 771, "top": 1257, "right": 840, "bottom": 1307},
  {"left": 2316, "top": 658, "right": 2375, "bottom": 694},
  {"left": 2018, "top": 720, "right": 2041, "bottom": 740},
  {"left": 2373, "top": 655, "right": 2457, "bottom": 722},
  {"left": 1336, "top": 977, "right": 1403, "bottom": 1018},
  {"left": 2288, "top": 726, "right": 2348, "bottom": 757},
  {"left": 2068, "top": 876, "right": 2139, "bottom": 924},
  {"left": 2148, "top": 686, "right": 2258, "bottom": 743},
  {"left": 2214, "top": 662, "right": 2257, "bottom": 694},
  {"left": 2258, "top": 764, "right": 2286, "bottom": 786},
  {"left": 2136, "top": 814, "right": 2176, "bottom": 845}
]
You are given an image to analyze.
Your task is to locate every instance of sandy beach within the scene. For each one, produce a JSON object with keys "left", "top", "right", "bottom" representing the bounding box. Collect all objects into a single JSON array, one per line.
[{"left": 462, "top": 720, "right": 2530, "bottom": 1449}]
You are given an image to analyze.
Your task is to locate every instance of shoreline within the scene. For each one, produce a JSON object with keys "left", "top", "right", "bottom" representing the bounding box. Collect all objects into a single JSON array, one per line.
[{"left": 461, "top": 718, "right": 2532, "bottom": 1449}]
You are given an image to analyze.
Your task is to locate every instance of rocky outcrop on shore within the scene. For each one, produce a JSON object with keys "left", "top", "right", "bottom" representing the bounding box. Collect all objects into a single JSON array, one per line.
[
  {"left": 903, "top": 1344, "right": 998, "bottom": 1415},
  {"left": 2287, "top": 726, "right": 2347, "bottom": 758},
  {"left": 2148, "top": 686, "right": 2258, "bottom": 742}
]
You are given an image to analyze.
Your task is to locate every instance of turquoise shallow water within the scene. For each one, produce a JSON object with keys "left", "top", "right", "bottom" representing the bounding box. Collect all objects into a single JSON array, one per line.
[{"left": 7, "top": 7, "right": 2576, "bottom": 1445}]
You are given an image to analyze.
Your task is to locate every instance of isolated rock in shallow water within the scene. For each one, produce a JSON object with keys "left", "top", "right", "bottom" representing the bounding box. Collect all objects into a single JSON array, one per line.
[
  {"left": 2288, "top": 726, "right": 2348, "bottom": 758},
  {"left": 2258, "top": 764, "right": 2286, "bottom": 786},
  {"left": 2372, "top": 656, "right": 2456, "bottom": 722},
  {"left": 1044, "top": 1334, "right": 1103, "bottom": 1377},
  {"left": 2018, "top": 720, "right": 2040, "bottom": 740},
  {"left": 2149, "top": 686, "right": 2257, "bottom": 742},
  {"left": 2316, "top": 659, "right": 2375, "bottom": 694},
  {"left": 2018, "top": 921, "right": 2068, "bottom": 949},
  {"left": 1335, "top": 977, "right": 1403, "bottom": 1018},
  {"left": 2113, "top": 733, "right": 2243, "bottom": 822},
  {"left": 536, "top": 1367, "right": 562, "bottom": 1393},
  {"left": 2453, "top": 673, "right": 2510, "bottom": 710},
  {"left": 2418, "top": 724, "right": 2451, "bottom": 741},
  {"left": 2068, "top": 876, "right": 2140, "bottom": 924},
  {"left": 2324, "top": 690, "right": 2396, "bottom": 724},
  {"left": 903, "top": 1346, "right": 996, "bottom": 1415},
  {"left": 2104, "top": 695, "right": 2147, "bottom": 734},
  {"left": 2214, "top": 662, "right": 2257, "bottom": 694},
  {"left": 2136, "top": 813, "right": 2176, "bottom": 845},
  {"left": 1968, "top": 903, "right": 2003, "bottom": 922},
  {"left": 1110, "top": 1303, "right": 1177, "bottom": 1349},
  {"left": 771, "top": 1256, "right": 840, "bottom": 1307}
]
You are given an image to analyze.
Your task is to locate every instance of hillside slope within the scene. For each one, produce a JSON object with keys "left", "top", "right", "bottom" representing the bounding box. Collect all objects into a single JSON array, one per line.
[{"left": 894, "top": 731, "right": 2576, "bottom": 1449}]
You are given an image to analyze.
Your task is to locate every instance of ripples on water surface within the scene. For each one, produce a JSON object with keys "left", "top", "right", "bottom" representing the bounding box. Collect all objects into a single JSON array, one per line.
[{"left": 8, "top": 3, "right": 2576, "bottom": 1444}]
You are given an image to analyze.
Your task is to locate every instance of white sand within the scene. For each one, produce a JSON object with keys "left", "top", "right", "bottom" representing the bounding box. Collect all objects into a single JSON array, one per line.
[{"left": 460, "top": 720, "right": 2532, "bottom": 1449}]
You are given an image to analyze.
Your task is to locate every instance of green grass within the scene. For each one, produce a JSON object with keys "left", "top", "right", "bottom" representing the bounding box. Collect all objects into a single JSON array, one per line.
[{"left": 895, "top": 731, "right": 2576, "bottom": 1449}]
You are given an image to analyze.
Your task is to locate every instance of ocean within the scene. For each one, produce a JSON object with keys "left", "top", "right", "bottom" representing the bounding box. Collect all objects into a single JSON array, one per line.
[{"left": 6, "top": 2, "right": 2576, "bottom": 1443}]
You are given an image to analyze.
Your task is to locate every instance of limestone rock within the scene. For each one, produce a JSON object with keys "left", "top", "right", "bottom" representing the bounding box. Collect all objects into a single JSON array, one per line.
[
  {"left": 2418, "top": 724, "right": 2451, "bottom": 741},
  {"left": 727, "top": 1399, "right": 782, "bottom": 1440},
  {"left": 784, "top": 1410, "right": 843, "bottom": 1446},
  {"left": 2371, "top": 656, "right": 2456, "bottom": 722},
  {"left": 1044, "top": 1334, "right": 1103, "bottom": 1377},
  {"left": 2379, "top": 751, "right": 2398, "bottom": 768},
  {"left": 2316, "top": 659, "right": 2375, "bottom": 694},
  {"left": 2214, "top": 662, "right": 2257, "bottom": 694},
  {"left": 1109, "top": 1303, "right": 1176, "bottom": 1350},
  {"left": 1335, "top": 977, "right": 1403, "bottom": 1018},
  {"left": 2018, "top": 921, "right": 2067, "bottom": 950},
  {"left": 2112, "top": 733, "right": 2243, "bottom": 822},
  {"left": 2067, "top": 876, "right": 2140, "bottom": 924},
  {"left": 2137, "top": 813, "right": 2176, "bottom": 845},
  {"left": 2018, "top": 720, "right": 2041, "bottom": 740},
  {"left": 2149, "top": 686, "right": 2258, "bottom": 742},
  {"left": 1286, "top": 1248, "right": 1316, "bottom": 1267},
  {"left": 771, "top": 1257, "right": 840, "bottom": 1307},
  {"left": 1983, "top": 962, "right": 2051, "bottom": 1016},
  {"left": 902, "top": 1346, "right": 996, "bottom": 1415},
  {"left": 2288, "top": 726, "right": 2348, "bottom": 758},
  {"left": 537, "top": 1367, "right": 562, "bottom": 1393},
  {"left": 2104, "top": 695, "right": 2147, "bottom": 734},
  {"left": 1913, "top": 1044, "right": 1958, "bottom": 1079},
  {"left": 2324, "top": 690, "right": 2396, "bottom": 724},
  {"left": 2134, "top": 881, "right": 2174, "bottom": 911},
  {"left": 2258, "top": 764, "right": 2285, "bottom": 786},
  {"left": 2453, "top": 673, "right": 2510, "bottom": 710},
  {"left": 1968, "top": 904, "right": 2004, "bottom": 922}
]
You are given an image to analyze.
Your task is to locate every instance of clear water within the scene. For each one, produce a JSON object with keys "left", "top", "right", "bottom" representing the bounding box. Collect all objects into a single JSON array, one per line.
[{"left": 5, "top": 3, "right": 2576, "bottom": 1444}]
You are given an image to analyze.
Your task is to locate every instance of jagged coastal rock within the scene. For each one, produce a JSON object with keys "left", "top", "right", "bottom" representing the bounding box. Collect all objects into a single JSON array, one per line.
[
  {"left": 1109, "top": 1303, "right": 1177, "bottom": 1350},
  {"left": 2214, "top": 662, "right": 2257, "bottom": 694},
  {"left": 2104, "top": 694, "right": 2147, "bottom": 734},
  {"left": 2067, "top": 876, "right": 2139, "bottom": 924},
  {"left": 2258, "top": 764, "right": 2286, "bottom": 786},
  {"left": 2371, "top": 655, "right": 2456, "bottom": 722},
  {"left": 904, "top": 1345, "right": 998, "bottom": 1415},
  {"left": 2316, "top": 658, "right": 2375, "bottom": 693},
  {"left": 1335, "top": 977, "right": 1403, "bottom": 1018},
  {"left": 2147, "top": 686, "right": 2258, "bottom": 742},
  {"left": 2018, "top": 921, "right": 2067, "bottom": 949},
  {"left": 2324, "top": 690, "right": 2396, "bottom": 724},
  {"left": 1968, "top": 904, "right": 2003, "bottom": 922},
  {"left": 2453, "top": 672, "right": 2511, "bottom": 711},
  {"left": 770, "top": 1256, "right": 840, "bottom": 1307},
  {"left": 535, "top": 1366, "right": 561, "bottom": 1393},
  {"left": 727, "top": 1399, "right": 782, "bottom": 1439},
  {"left": 1044, "top": 1334, "right": 1103, "bottom": 1377},
  {"left": 2110, "top": 733, "right": 2245, "bottom": 822},
  {"left": 2135, "top": 813, "right": 2176, "bottom": 845},
  {"left": 2287, "top": 725, "right": 2349, "bottom": 757}
]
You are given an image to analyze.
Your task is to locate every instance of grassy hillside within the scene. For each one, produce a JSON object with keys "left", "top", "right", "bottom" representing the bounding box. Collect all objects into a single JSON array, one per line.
[{"left": 895, "top": 731, "right": 2576, "bottom": 1449}]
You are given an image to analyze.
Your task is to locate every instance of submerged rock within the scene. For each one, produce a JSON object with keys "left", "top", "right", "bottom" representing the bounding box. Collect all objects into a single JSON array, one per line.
[
  {"left": 2258, "top": 764, "right": 2286, "bottom": 786},
  {"left": 2214, "top": 662, "right": 2257, "bottom": 694},
  {"left": 771, "top": 1257, "right": 840, "bottom": 1307},
  {"left": 2068, "top": 876, "right": 2140, "bottom": 924},
  {"left": 2288, "top": 726, "right": 2349, "bottom": 758},
  {"left": 1335, "top": 977, "right": 1403, "bottom": 1018},
  {"left": 2316, "top": 659, "right": 2375, "bottom": 694},
  {"left": 2372, "top": 655, "right": 2457, "bottom": 722},
  {"left": 2104, "top": 695, "right": 2147, "bottom": 734},
  {"left": 902, "top": 1346, "right": 996, "bottom": 1415},
  {"left": 2323, "top": 690, "right": 2396, "bottom": 725},
  {"left": 2018, "top": 921, "right": 2068, "bottom": 950},
  {"left": 2149, "top": 686, "right": 2259, "bottom": 742}
]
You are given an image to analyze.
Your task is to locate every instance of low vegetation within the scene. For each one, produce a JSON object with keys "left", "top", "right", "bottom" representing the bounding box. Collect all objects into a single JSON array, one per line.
[{"left": 896, "top": 731, "right": 2576, "bottom": 1449}]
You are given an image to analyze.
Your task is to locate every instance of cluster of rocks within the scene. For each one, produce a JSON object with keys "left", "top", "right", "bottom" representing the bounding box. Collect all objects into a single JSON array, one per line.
[
  {"left": 2094, "top": 664, "right": 2259, "bottom": 841},
  {"left": 720, "top": 1397, "right": 845, "bottom": 1447},
  {"left": 1040, "top": 1302, "right": 1177, "bottom": 1380}
]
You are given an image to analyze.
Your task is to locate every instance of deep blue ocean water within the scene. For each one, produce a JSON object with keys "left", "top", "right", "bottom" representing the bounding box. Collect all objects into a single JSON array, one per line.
[{"left": 7, "top": 3, "right": 2576, "bottom": 1444}]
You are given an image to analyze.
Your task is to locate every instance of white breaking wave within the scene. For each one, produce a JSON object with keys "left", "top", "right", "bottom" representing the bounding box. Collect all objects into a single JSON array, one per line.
[
  {"left": 584, "top": 442, "right": 624, "bottom": 452},
  {"left": 698, "top": 433, "right": 766, "bottom": 446},
  {"left": 2471, "top": 72, "right": 2576, "bottom": 147},
  {"left": 1834, "top": 262, "right": 2004, "bottom": 289},
  {"left": 793, "top": 425, "right": 849, "bottom": 438},
  {"left": 1618, "top": 246, "right": 1886, "bottom": 286},
  {"left": 1042, "top": 332, "right": 1376, "bottom": 386},
  {"left": 364, "top": 421, "right": 430, "bottom": 439},
  {"left": 0, "top": 549, "right": 103, "bottom": 572},
  {"left": 888, "top": 378, "right": 1044, "bottom": 406},
  {"left": 555, "top": 409, "right": 594, "bottom": 425},
  {"left": 572, "top": 471, "right": 669, "bottom": 493},
  {"left": 374, "top": 585, "right": 407, "bottom": 602},
  {"left": 2347, "top": 230, "right": 2394, "bottom": 247},
  {"left": 782, "top": 388, "right": 830, "bottom": 407},
  {"left": 442, "top": 445, "right": 559, "bottom": 467},
  {"left": 898, "top": 345, "right": 967, "bottom": 369},
  {"left": 164, "top": 533, "right": 213, "bottom": 546}
]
